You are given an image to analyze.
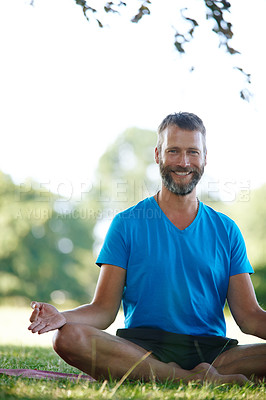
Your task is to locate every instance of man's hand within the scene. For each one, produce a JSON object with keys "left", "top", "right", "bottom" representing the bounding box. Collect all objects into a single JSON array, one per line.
[{"left": 28, "top": 302, "right": 66, "bottom": 334}]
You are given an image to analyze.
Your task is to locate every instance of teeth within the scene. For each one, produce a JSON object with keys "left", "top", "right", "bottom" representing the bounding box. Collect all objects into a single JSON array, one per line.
[{"left": 174, "top": 171, "right": 190, "bottom": 176}]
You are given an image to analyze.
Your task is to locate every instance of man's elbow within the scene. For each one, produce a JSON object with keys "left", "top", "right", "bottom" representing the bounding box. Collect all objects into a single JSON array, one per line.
[
  {"left": 101, "top": 314, "right": 117, "bottom": 330},
  {"left": 239, "top": 322, "right": 256, "bottom": 335},
  {"left": 103, "top": 304, "right": 123, "bottom": 330},
  {"left": 237, "top": 309, "right": 265, "bottom": 336}
]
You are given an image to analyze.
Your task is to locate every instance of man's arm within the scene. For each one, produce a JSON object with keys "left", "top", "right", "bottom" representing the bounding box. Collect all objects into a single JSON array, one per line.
[
  {"left": 227, "top": 272, "right": 266, "bottom": 339},
  {"left": 28, "top": 264, "right": 126, "bottom": 334}
]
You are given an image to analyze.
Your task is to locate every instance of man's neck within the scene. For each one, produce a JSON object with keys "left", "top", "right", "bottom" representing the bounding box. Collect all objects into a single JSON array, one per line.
[
  {"left": 159, "top": 187, "right": 198, "bottom": 211},
  {"left": 155, "top": 187, "right": 199, "bottom": 230}
]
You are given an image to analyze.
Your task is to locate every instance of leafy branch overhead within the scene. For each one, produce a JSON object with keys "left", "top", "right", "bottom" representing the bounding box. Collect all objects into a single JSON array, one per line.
[
  {"left": 28, "top": 0, "right": 251, "bottom": 100},
  {"left": 73, "top": 0, "right": 251, "bottom": 101},
  {"left": 75, "top": 0, "right": 237, "bottom": 53}
]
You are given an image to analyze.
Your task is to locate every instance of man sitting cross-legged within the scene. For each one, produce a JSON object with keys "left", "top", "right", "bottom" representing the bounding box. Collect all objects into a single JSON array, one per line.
[{"left": 29, "top": 112, "right": 266, "bottom": 384}]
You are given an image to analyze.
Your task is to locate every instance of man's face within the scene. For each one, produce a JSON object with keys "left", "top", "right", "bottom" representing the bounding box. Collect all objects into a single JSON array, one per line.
[{"left": 155, "top": 125, "right": 207, "bottom": 196}]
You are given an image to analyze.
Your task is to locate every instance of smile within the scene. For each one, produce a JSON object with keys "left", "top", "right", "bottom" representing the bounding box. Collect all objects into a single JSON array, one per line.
[{"left": 173, "top": 171, "right": 191, "bottom": 176}]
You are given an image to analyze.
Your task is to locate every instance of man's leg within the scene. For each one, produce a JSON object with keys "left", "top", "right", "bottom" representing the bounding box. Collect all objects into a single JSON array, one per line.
[
  {"left": 213, "top": 343, "right": 266, "bottom": 380},
  {"left": 53, "top": 323, "right": 247, "bottom": 384}
]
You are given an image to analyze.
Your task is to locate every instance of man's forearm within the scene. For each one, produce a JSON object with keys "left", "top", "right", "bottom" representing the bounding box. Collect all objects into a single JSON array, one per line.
[{"left": 61, "top": 303, "right": 116, "bottom": 330}]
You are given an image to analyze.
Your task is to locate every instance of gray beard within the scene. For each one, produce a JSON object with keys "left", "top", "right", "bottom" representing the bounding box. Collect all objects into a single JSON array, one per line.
[{"left": 159, "top": 160, "right": 204, "bottom": 196}]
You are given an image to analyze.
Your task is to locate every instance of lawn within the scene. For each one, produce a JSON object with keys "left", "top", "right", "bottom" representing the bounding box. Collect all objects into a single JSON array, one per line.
[{"left": 1, "top": 345, "right": 266, "bottom": 400}]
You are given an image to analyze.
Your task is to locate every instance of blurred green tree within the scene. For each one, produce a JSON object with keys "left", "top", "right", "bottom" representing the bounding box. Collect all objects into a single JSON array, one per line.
[
  {"left": 218, "top": 184, "right": 266, "bottom": 306},
  {"left": 92, "top": 126, "right": 159, "bottom": 212},
  {"left": 0, "top": 172, "right": 99, "bottom": 306},
  {"left": 79, "top": 127, "right": 159, "bottom": 252}
]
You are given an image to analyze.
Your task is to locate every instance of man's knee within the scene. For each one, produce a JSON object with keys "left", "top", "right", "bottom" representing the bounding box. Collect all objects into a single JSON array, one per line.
[
  {"left": 53, "top": 323, "right": 93, "bottom": 361},
  {"left": 53, "top": 324, "right": 73, "bottom": 357}
]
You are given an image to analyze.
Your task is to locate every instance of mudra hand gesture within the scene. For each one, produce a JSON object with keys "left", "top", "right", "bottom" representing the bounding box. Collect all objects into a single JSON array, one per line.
[{"left": 28, "top": 302, "right": 66, "bottom": 334}]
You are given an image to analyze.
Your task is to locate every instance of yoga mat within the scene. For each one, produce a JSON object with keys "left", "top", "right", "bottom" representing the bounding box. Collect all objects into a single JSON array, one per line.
[{"left": 0, "top": 368, "right": 95, "bottom": 381}]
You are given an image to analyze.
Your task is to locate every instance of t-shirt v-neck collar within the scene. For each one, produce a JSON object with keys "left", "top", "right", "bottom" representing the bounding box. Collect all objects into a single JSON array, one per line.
[{"left": 150, "top": 196, "right": 202, "bottom": 233}]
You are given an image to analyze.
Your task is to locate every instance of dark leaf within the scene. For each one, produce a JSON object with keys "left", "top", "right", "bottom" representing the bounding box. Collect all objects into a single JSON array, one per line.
[
  {"left": 96, "top": 19, "right": 104, "bottom": 28},
  {"left": 219, "top": 0, "right": 231, "bottom": 10},
  {"left": 185, "top": 17, "right": 199, "bottom": 27},
  {"left": 174, "top": 41, "right": 185, "bottom": 53},
  {"left": 180, "top": 9, "right": 199, "bottom": 28},
  {"left": 240, "top": 89, "right": 252, "bottom": 102},
  {"left": 82, "top": 5, "right": 96, "bottom": 13},
  {"left": 75, "top": 0, "right": 86, "bottom": 6},
  {"left": 188, "top": 27, "right": 196, "bottom": 37},
  {"left": 104, "top": 2, "right": 119, "bottom": 13},
  {"left": 204, "top": 0, "right": 233, "bottom": 39},
  {"left": 234, "top": 67, "right": 251, "bottom": 84},
  {"left": 131, "top": 5, "right": 150, "bottom": 23},
  {"left": 225, "top": 43, "right": 240, "bottom": 55}
]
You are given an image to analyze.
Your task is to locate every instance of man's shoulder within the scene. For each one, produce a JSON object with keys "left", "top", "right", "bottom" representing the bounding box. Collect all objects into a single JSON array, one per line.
[{"left": 201, "top": 202, "right": 237, "bottom": 228}]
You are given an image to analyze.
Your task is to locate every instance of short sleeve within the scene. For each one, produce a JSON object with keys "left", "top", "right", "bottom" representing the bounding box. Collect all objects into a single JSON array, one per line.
[
  {"left": 96, "top": 214, "right": 129, "bottom": 269},
  {"left": 230, "top": 221, "right": 253, "bottom": 276}
]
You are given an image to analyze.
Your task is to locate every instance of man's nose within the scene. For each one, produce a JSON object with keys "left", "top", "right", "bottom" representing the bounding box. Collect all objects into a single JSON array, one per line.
[{"left": 177, "top": 153, "right": 190, "bottom": 167}]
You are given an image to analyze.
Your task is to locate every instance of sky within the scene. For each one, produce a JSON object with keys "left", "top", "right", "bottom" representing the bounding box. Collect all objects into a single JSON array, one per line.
[{"left": 0, "top": 0, "right": 266, "bottom": 202}]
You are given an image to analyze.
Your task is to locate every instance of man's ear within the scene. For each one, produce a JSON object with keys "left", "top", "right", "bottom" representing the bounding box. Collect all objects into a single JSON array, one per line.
[
  {"left": 204, "top": 150, "right": 207, "bottom": 166},
  {"left": 155, "top": 147, "right": 160, "bottom": 164}
]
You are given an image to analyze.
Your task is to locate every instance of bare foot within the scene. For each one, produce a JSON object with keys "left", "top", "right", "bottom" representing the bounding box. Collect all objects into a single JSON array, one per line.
[{"left": 168, "top": 362, "right": 249, "bottom": 385}]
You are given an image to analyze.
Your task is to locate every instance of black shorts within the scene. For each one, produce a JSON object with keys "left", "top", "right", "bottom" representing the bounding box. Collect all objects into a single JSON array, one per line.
[{"left": 116, "top": 328, "right": 238, "bottom": 370}]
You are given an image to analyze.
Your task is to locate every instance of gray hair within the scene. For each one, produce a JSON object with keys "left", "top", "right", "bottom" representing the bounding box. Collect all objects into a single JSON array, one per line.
[{"left": 157, "top": 112, "right": 207, "bottom": 155}]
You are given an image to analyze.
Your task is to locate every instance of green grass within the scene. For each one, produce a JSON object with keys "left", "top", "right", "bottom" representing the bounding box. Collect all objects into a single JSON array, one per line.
[{"left": 1, "top": 345, "right": 266, "bottom": 400}]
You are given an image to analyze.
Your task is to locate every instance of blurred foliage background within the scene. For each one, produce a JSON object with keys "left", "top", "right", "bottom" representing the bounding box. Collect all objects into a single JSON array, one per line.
[{"left": 1, "top": 127, "right": 266, "bottom": 307}]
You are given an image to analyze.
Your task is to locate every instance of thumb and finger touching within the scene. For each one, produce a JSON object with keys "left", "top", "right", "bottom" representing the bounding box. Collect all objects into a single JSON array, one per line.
[
  {"left": 29, "top": 302, "right": 41, "bottom": 323},
  {"left": 28, "top": 301, "right": 66, "bottom": 334},
  {"left": 30, "top": 301, "right": 40, "bottom": 311}
]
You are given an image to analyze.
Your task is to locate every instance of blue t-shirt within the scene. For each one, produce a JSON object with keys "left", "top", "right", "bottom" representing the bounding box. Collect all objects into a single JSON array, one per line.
[{"left": 96, "top": 197, "right": 253, "bottom": 337}]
